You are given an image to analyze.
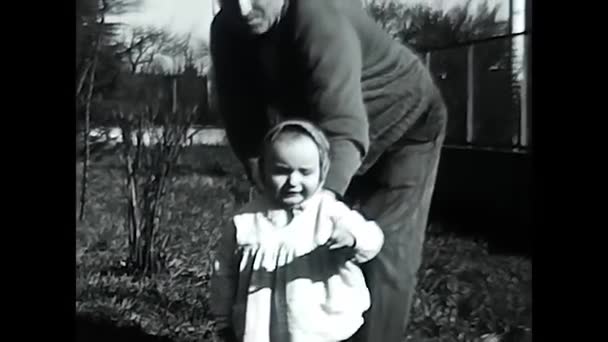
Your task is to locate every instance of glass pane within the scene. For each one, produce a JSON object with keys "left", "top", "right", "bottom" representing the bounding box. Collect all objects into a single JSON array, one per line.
[
  {"left": 471, "top": 36, "right": 519, "bottom": 147},
  {"left": 429, "top": 46, "right": 468, "bottom": 145}
]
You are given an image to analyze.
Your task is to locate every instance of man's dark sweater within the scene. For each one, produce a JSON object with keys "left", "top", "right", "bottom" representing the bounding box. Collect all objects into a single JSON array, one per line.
[{"left": 210, "top": 0, "right": 446, "bottom": 196}]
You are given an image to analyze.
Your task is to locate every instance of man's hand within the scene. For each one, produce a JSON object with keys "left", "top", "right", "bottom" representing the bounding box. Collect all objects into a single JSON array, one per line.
[{"left": 325, "top": 216, "right": 356, "bottom": 250}]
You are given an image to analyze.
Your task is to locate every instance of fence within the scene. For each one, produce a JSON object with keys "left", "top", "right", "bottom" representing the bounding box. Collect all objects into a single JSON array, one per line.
[
  {"left": 85, "top": 67, "right": 222, "bottom": 128},
  {"left": 87, "top": 126, "right": 228, "bottom": 147},
  {"left": 422, "top": 30, "right": 531, "bottom": 154}
]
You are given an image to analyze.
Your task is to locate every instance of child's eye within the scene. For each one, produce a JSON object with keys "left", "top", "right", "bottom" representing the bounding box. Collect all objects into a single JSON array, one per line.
[
  {"left": 300, "top": 169, "right": 313, "bottom": 176},
  {"left": 272, "top": 166, "right": 291, "bottom": 174}
]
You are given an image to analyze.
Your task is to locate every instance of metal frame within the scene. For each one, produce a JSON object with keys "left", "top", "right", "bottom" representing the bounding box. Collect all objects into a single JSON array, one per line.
[{"left": 427, "top": 29, "right": 531, "bottom": 154}]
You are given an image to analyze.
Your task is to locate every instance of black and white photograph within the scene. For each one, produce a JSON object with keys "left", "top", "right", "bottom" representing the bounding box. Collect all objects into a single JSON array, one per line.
[{"left": 75, "top": 0, "right": 533, "bottom": 341}]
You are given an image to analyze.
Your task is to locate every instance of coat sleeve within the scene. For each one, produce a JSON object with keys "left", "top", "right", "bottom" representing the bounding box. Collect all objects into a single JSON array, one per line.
[
  {"left": 327, "top": 197, "right": 384, "bottom": 264},
  {"left": 295, "top": 3, "right": 370, "bottom": 196},
  {"left": 342, "top": 211, "right": 384, "bottom": 264},
  {"left": 209, "top": 221, "right": 239, "bottom": 330}
]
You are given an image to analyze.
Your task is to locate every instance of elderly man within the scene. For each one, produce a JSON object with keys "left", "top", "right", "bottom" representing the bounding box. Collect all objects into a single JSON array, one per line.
[{"left": 209, "top": 0, "right": 447, "bottom": 341}]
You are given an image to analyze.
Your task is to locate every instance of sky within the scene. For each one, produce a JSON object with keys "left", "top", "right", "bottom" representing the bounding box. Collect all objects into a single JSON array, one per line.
[
  {"left": 108, "top": 0, "right": 525, "bottom": 46},
  {"left": 107, "top": 0, "right": 215, "bottom": 44},
  {"left": 105, "top": 0, "right": 526, "bottom": 76}
]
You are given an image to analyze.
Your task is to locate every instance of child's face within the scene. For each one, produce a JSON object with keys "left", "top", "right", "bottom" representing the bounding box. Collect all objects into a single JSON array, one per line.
[{"left": 263, "top": 133, "right": 322, "bottom": 208}]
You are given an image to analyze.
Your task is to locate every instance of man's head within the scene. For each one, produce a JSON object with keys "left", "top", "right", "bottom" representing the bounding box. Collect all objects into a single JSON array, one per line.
[
  {"left": 260, "top": 120, "right": 330, "bottom": 208},
  {"left": 235, "top": 0, "right": 287, "bottom": 34}
]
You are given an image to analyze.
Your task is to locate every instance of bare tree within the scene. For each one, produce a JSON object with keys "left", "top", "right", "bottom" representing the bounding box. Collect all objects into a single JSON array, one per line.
[
  {"left": 120, "top": 26, "right": 165, "bottom": 74},
  {"left": 78, "top": 0, "right": 111, "bottom": 221},
  {"left": 77, "top": 0, "right": 142, "bottom": 220},
  {"left": 78, "top": 23, "right": 102, "bottom": 221},
  {"left": 117, "top": 27, "right": 198, "bottom": 75},
  {"left": 76, "top": 0, "right": 138, "bottom": 97},
  {"left": 158, "top": 32, "right": 192, "bottom": 75},
  {"left": 190, "top": 39, "right": 211, "bottom": 75}
]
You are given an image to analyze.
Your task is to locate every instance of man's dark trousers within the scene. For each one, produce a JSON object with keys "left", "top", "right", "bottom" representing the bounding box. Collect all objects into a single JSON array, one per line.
[{"left": 344, "top": 108, "right": 447, "bottom": 342}]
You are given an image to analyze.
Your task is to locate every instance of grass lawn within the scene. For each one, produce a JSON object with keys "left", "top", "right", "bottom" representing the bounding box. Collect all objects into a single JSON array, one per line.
[{"left": 76, "top": 146, "right": 531, "bottom": 342}]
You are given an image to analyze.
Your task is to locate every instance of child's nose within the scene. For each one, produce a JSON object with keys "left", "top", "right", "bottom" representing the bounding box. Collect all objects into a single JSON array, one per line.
[{"left": 288, "top": 172, "right": 302, "bottom": 185}]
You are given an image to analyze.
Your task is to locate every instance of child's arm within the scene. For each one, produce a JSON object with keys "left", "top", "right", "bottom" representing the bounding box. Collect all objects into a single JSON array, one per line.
[
  {"left": 327, "top": 200, "right": 385, "bottom": 264},
  {"left": 210, "top": 222, "right": 239, "bottom": 335}
]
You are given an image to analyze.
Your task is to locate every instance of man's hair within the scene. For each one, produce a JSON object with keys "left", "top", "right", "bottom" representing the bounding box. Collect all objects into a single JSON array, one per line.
[{"left": 259, "top": 119, "right": 331, "bottom": 182}]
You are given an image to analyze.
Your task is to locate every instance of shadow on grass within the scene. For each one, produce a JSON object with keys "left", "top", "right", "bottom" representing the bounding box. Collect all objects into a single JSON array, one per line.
[
  {"left": 76, "top": 315, "right": 175, "bottom": 342},
  {"left": 427, "top": 214, "right": 532, "bottom": 259}
]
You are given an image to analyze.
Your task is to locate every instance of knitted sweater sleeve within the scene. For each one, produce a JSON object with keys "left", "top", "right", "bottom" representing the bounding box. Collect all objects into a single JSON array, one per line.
[
  {"left": 210, "top": 11, "right": 270, "bottom": 179},
  {"left": 295, "top": 3, "right": 370, "bottom": 196}
]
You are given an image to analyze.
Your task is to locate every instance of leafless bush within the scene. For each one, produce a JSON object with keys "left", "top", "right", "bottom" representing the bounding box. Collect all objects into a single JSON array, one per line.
[{"left": 113, "top": 103, "right": 197, "bottom": 275}]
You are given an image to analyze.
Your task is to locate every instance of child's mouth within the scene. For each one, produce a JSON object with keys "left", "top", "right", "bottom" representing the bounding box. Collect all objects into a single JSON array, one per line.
[{"left": 282, "top": 190, "right": 302, "bottom": 200}]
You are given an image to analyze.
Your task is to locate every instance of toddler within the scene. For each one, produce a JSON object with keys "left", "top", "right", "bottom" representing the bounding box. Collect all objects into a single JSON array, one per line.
[{"left": 210, "top": 120, "right": 384, "bottom": 342}]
